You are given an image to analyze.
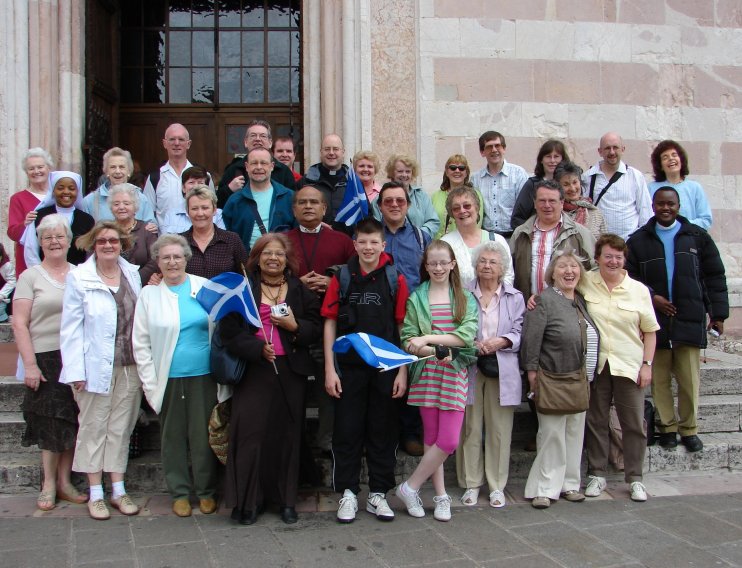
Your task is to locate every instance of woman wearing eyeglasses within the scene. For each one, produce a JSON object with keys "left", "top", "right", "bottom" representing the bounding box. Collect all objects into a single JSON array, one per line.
[
  {"left": 60, "top": 222, "right": 143, "bottom": 520},
  {"left": 441, "top": 187, "right": 514, "bottom": 284},
  {"left": 431, "top": 155, "right": 484, "bottom": 239}
]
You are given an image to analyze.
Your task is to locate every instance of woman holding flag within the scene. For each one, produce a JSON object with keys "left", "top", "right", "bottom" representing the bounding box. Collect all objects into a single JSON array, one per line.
[
  {"left": 132, "top": 234, "right": 219, "bottom": 518},
  {"left": 219, "top": 233, "right": 320, "bottom": 525}
]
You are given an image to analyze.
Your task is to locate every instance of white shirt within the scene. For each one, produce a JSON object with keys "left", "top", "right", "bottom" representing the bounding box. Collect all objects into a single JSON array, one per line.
[{"left": 143, "top": 160, "right": 216, "bottom": 227}]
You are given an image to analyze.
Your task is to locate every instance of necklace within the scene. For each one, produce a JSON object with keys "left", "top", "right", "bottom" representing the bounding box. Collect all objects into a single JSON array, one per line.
[
  {"left": 97, "top": 265, "right": 120, "bottom": 279},
  {"left": 124, "top": 219, "right": 137, "bottom": 233},
  {"left": 43, "top": 263, "right": 70, "bottom": 283},
  {"left": 260, "top": 278, "right": 285, "bottom": 305}
]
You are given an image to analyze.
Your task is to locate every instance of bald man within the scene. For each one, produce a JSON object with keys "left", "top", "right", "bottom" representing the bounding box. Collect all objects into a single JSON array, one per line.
[{"left": 582, "top": 132, "right": 652, "bottom": 239}]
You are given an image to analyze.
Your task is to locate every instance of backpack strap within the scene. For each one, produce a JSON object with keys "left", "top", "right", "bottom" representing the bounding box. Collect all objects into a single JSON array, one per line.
[
  {"left": 338, "top": 262, "right": 398, "bottom": 301},
  {"left": 589, "top": 170, "right": 624, "bottom": 205}
]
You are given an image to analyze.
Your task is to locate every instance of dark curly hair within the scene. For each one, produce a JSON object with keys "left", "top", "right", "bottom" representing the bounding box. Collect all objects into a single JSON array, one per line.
[{"left": 650, "top": 140, "right": 689, "bottom": 182}]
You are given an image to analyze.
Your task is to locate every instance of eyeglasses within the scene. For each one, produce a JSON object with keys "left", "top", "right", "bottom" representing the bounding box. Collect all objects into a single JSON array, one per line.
[
  {"left": 322, "top": 147, "right": 343, "bottom": 153},
  {"left": 42, "top": 235, "right": 67, "bottom": 243},
  {"left": 426, "top": 260, "right": 453, "bottom": 268},
  {"left": 95, "top": 237, "right": 120, "bottom": 246},
  {"left": 246, "top": 133, "right": 271, "bottom": 140},
  {"left": 261, "top": 250, "right": 286, "bottom": 258},
  {"left": 452, "top": 202, "right": 474, "bottom": 212},
  {"left": 483, "top": 142, "right": 504, "bottom": 151},
  {"left": 381, "top": 197, "right": 407, "bottom": 206},
  {"left": 477, "top": 258, "right": 501, "bottom": 266},
  {"left": 160, "top": 255, "right": 185, "bottom": 263},
  {"left": 448, "top": 165, "right": 467, "bottom": 172}
]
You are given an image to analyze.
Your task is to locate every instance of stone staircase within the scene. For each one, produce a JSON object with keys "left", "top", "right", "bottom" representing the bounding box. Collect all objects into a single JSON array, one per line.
[{"left": 2, "top": 321, "right": 742, "bottom": 493}]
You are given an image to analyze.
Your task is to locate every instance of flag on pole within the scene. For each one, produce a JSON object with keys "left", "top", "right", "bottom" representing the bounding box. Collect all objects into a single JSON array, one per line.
[
  {"left": 196, "top": 272, "right": 261, "bottom": 326},
  {"left": 333, "top": 333, "right": 418, "bottom": 371},
  {"left": 335, "top": 165, "right": 368, "bottom": 226}
]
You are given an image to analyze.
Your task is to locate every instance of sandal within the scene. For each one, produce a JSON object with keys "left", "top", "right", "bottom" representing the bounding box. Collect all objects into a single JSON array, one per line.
[
  {"left": 58, "top": 485, "right": 88, "bottom": 504},
  {"left": 460, "top": 487, "right": 480, "bottom": 506},
  {"left": 37, "top": 490, "right": 56, "bottom": 511}
]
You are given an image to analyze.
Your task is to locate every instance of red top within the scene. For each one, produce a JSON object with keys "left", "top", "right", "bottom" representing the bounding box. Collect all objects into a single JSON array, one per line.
[{"left": 7, "top": 189, "right": 42, "bottom": 277}]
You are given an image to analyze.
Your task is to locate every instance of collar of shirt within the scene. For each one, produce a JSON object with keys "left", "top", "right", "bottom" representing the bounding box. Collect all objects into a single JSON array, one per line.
[
  {"left": 481, "top": 160, "right": 510, "bottom": 179},
  {"left": 473, "top": 279, "right": 503, "bottom": 302},
  {"left": 533, "top": 215, "right": 563, "bottom": 233},
  {"left": 299, "top": 224, "right": 322, "bottom": 234}
]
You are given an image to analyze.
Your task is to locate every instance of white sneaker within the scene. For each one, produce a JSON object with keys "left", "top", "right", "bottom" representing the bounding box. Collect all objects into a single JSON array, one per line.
[
  {"left": 433, "top": 494, "right": 452, "bottom": 522},
  {"left": 337, "top": 489, "right": 358, "bottom": 523},
  {"left": 366, "top": 492, "right": 394, "bottom": 521},
  {"left": 585, "top": 475, "right": 607, "bottom": 498},
  {"left": 489, "top": 489, "right": 506, "bottom": 508},
  {"left": 395, "top": 482, "right": 425, "bottom": 518},
  {"left": 630, "top": 481, "right": 648, "bottom": 502},
  {"left": 460, "top": 487, "right": 480, "bottom": 506}
]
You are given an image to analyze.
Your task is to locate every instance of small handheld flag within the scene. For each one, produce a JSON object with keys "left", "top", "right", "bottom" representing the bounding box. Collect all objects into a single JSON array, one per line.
[
  {"left": 335, "top": 165, "right": 368, "bottom": 226},
  {"left": 333, "top": 333, "right": 418, "bottom": 371},
  {"left": 196, "top": 272, "right": 261, "bottom": 326}
]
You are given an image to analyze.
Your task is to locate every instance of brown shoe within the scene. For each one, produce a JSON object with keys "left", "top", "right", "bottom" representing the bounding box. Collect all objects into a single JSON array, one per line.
[
  {"left": 561, "top": 490, "right": 586, "bottom": 503},
  {"left": 88, "top": 499, "right": 111, "bottom": 520},
  {"left": 58, "top": 485, "right": 88, "bottom": 504},
  {"left": 111, "top": 494, "right": 140, "bottom": 515},
  {"left": 172, "top": 498, "right": 192, "bottom": 517},
  {"left": 531, "top": 496, "right": 550, "bottom": 509},
  {"left": 199, "top": 497, "right": 217, "bottom": 515},
  {"left": 403, "top": 439, "right": 424, "bottom": 456}
]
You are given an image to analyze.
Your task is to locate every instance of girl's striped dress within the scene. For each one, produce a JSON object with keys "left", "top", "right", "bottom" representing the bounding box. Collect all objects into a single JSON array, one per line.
[{"left": 407, "top": 303, "right": 468, "bottom": 411}]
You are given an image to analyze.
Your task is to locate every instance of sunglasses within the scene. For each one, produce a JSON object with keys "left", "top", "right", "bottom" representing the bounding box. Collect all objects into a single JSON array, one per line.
[
  {"left": 448, "top": 165, "right": 467, "bottom": 172},
  {"left": 95, "top": 237, "right": 120, "bottom": 246},
  {"left": 382, "top": 197, "right": 407, "bottom": 206},
  {"left": 452, "top": 202, "right": 474, "bottom": 212}
]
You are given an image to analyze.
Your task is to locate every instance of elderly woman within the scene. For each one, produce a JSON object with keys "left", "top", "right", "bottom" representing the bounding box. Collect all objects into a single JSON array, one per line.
[
  {"left": 82, "top": 147, "right": 156, "bottom": 224},
  {"left": 372, "top": 154, "right": 440, "bottom": 239},
  {"left": 108, "top": 183, "right": 158, "bottom": 284},
  {"left": 521, "top": 251, "right": 600, "bottom": 509},
  {"left": 23, "top": 171, "right": 95, "bottom": 267},
  {"left": 60, "top": 222, "right": 143, "bottom": 520},
  {"left": 511, "top": 139, "right": 570, "bottom": 229},
  {"left": 649, "top": 140, "right": 712, "bottom": 230},
  {"left": 8, "top": 148, "right": 54, "bottom": 277},
  {"left": 580, "top": 234, "right": 659, "bottom": 502},
  {"left": 133, "top": 234, "right": 219, "bottom": 518},
  {"left": 431, "top": 155, "right": 484, "bottom": 239},
  {"left": 13, "top": 215, "right": 86, "bottom": 511},
  {"left": 555, "top": 162, "right": 606, "bottom": 240},
  {"left": 441, "top": 186, "right": 514, "bottom": 285},
  {"left": 353, "top": 150, "right": 382, "bottom": 203},
  {"left": 219, "top": 233, "right": 320, "bottom": 525},
  {"left": 456, "top": 241, "right": 524, "bottom": 508}
]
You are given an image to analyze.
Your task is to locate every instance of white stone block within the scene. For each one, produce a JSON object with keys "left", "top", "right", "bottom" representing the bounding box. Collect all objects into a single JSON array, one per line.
[
  {"left": 459, "top": 19, "right": 516, "bottom": 58},
  {"left": 680, "top": 107, "right": 724, "bottom": 142},
  {"left": 567, "top": 104, "right": 637, "bottom": 140},
  {"left": 573, "top": 23, "right": 632, "bottom": 62},
  {"left": 696, "top": 175, "right": 725, "bottom": 209},
  {"left": 515, "top": 20, "right": 574, "bottom": 61},
  {"left": 419, "top": 18, "right": 461, "bottom": 57},
  {"left": 418, "top": 58, "right": 436, "bottom": 102},
  {"left": 680, "top": 27, "right": 742, "bottom": 66},
  {"left": 520, "top": 103, "right": 569, "bottom": 138},
  {"left": 724, "top": 108, "right": 742, "bottom": 141},
  {"left": 632, "top": 25, "right": 682, "bottom": 64},
  {"left": 421, "top": 101, "right": 481, "bottom": 137},
  {"left": 417, "top": 0, "right": 435, "bottom": 19},
  {"left": 635, "top": 106, "right": 684, "bottom": 140},
  {"left": 476, "top": 102, "right": 523, "bottom": 137}
]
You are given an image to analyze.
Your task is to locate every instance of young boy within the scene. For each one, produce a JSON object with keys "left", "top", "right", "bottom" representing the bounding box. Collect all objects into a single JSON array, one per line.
[{"left": 322, "top": 218, "right": 409, "bottom": 523}]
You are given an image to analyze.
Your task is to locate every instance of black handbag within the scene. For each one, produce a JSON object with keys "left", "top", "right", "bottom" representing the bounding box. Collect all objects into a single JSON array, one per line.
[
  {"left": 210, "top": 321, "right": 247, "bottom": 385},
  {"left": 476, "top": 353, "right": 500, "bottom": 378}
]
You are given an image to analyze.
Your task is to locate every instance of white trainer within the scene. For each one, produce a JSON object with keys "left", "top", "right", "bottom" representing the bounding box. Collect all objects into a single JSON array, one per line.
[
  {"left": 395, "top": 482, "right": 425, "bottom": 518},
  {"left": 366, "top": 492, "right": 395, "bottom": 521},
  {"left": 460, "top": 487, "right": 480, "bottom": 506},
  {"left": 337, "top": 489, "right": 358, "bottom": 523},
  {"left": 630, "top": 481, "right": 648, "bottom": 502},
  {"left": 489, "top": 489, "right": 506, "bottom": 508},
  {"left": 585, "top": 475, "right": 607, "bottom": 498},
  {"left": 433, "top": 494, "right": 452, "bottom": 522}
]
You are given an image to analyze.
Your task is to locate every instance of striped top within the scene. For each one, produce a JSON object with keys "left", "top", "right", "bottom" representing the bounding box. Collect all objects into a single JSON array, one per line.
[{"left": 407, "top": 303, "right": 468, "bottom": 411}]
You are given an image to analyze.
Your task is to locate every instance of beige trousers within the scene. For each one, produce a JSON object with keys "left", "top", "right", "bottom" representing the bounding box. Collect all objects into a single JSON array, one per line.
[
  {"left": 456, "top": 372, "right": 515, "bottom": 492},
  {"left": 72, "top": 365, "right": 142, "bottom": 474},
  {"left": 652, "top": 346, "right": 701, "bottom": 436}
]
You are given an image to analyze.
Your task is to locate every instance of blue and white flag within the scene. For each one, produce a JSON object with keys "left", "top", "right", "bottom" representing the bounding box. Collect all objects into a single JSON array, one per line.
[
  {"left": 335, "top": 166, "right": 368, "bottom": 226},
  {"left": 333, "top": 333, "right": 417, "bottom": 371},
  {"left": 196, "top": 272, "right": 261, "bottom": 326}
]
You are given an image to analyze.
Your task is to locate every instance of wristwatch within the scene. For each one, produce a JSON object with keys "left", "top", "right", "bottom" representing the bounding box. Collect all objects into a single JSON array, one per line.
[{"left": 642, "top": 360, "right": 653, "bottom": 367}]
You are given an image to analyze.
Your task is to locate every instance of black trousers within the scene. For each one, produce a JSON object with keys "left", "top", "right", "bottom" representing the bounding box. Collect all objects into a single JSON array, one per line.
[{"left": 332, "top": 364, "right": 399, "bottom": 494}]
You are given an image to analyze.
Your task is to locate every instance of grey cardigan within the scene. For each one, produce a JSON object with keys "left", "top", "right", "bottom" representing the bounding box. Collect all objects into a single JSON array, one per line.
[{"left": 520, "top": 286, "right": 599, "bottom": 374}]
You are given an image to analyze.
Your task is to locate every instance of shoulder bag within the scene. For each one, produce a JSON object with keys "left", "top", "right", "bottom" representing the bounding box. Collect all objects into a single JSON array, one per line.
[{"left": 210, "top": 321, "right": 247, "bottom": 385}]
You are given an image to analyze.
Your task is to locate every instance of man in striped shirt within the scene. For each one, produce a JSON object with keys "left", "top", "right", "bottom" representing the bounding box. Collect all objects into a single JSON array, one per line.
[{"left": 583, "top": 132, "right": 652, "bottom": 240}]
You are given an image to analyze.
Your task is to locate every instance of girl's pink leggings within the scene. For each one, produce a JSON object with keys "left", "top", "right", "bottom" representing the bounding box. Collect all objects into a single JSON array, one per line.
[{"left": 419, "top": 406, "right": 465, "bottom": 455}]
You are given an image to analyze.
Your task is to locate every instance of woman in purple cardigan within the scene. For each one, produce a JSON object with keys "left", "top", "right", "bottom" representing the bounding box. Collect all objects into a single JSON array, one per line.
[{"left": 456, "top": 240, "right": 525, "bottom": 508}]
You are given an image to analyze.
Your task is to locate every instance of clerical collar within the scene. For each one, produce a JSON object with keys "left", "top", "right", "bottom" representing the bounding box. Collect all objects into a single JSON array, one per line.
[{"left": 299, "top": 225, "right": 322, "bottom": 234}]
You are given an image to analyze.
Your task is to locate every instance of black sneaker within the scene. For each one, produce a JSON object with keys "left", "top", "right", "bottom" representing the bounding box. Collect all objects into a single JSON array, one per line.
[
  {"left": 658, "top": 432, "right": 678, "bottom": 449},
  {"left": 681, "top": 435, "right": 703, "bottom": 452}
]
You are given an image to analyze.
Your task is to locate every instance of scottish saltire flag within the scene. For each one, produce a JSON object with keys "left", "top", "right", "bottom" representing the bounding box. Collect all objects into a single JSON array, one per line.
[
  {"left": 196, "top": 272, "right": 260, "bottom": 326},
  {"left": 335, "top": 165, "right": 368, "bottom": 226},
  {"left": 333, "top": 333, "right": 418, "bottom": 371}
]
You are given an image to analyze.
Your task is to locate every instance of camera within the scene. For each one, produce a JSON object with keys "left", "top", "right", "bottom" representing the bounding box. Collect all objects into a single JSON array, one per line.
[{"left": 270, "top": 303, "right": 290, "bottom": 318}]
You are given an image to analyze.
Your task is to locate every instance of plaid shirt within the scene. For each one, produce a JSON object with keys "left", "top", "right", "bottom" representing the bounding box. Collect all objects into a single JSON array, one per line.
[
  {"left": 180, "top": 226, "right": 249, "bottom": 280},
  {"left": 470, "top": 161, "right": 529, "bottom": 233}
]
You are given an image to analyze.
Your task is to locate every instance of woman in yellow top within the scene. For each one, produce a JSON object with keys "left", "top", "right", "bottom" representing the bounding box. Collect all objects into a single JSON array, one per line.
[
  {"left": 431, "top": 155, "right": 483, "bottom": 239},
  {"left": 578, "top": 234, "right": 659, "bottom": 503}
]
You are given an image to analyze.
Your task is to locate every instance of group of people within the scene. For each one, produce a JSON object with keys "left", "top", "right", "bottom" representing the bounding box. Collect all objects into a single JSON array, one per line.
[{"left": 5, "top": 122, "right": 728, "bottom": 525}]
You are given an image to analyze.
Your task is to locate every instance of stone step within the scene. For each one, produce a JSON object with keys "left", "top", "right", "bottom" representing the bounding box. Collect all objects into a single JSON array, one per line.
[{"left": 0, "top": 323, "right": 13, "bottom": 343}]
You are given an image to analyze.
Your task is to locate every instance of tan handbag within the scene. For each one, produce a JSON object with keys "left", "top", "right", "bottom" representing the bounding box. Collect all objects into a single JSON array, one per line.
[{"left": 208, "top": 400, "right": 231, "bottom": 465}]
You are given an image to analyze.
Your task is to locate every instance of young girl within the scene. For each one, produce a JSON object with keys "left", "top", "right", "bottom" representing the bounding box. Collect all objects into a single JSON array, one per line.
[{"left": 396, "top": 240, "right": 478, "bottom": 521}]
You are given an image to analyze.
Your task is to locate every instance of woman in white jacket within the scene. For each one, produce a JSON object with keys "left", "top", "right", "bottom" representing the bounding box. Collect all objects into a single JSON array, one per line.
[
  {"left": 60, "top": 221, "right": 143, "bottom": 520},
  {"left": 132, "top": 234, "right": 218, "bottom": 519}
]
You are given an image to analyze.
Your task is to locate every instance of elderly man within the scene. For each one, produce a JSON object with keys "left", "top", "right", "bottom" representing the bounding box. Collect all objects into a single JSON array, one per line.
[
  {"left": 470, "top": 130, "right": 529, "bottom": 239},
  {"left": 274, "top": 136, "right": 302, "bottom": 182},
  {"left": 583, "top": 132, "right": 652, "bottom": 239},
  {"left": 144, "top": 123, "right": 214, "bottom": 227},
  {"left": 222, "top": 148, "right": 295, "bottom": 250},
  {"left": 626, "top": 187, "right": 728, "bottom": 453},
  {"left": 217, "top": 119, "right": 297, "bottom": 208}
]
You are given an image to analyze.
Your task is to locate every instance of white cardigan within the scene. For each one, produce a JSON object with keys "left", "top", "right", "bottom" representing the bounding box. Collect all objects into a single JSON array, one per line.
[
  {"left": 60, "top": 255, "right": 142, "bottom": 393},
  {"left": 441, "top": 229, "right": 514, "bottom": 285},
  {"left": 132, "top": 274, "right": 216, "bottom": 414}
]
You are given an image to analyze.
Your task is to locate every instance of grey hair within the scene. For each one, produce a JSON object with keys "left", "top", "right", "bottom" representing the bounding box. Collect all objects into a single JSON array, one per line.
[
  {"left": 185, "top": 184, "right": 218, "bottom": 208},
  {"left": 471, "top": 240, "right": 511, "bottom": 283},
  {"left": 107, "top": 183, "right": 141, "bottom": 211},
  {"left": 102, "top": 147, "right": 134, "bottom": 176},
  {"left": 36, "top": 213, "right": 72, "bottom": 242},
  {"left": 544, "top": 249, "right": 588, "bottom": 287},
  {"left": 22, "top": 147, "right": 55, "bottom": 170},
  {"left": 151, "top": 234, "right": 192, "bottom": 261}
]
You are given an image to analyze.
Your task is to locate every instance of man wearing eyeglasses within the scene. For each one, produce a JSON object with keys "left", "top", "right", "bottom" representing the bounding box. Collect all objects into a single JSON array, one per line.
[
  {"left": 470, "top": 131, "right": 529, "bottom": 239},
  {"left": 297, "top": 134, "right": 353, "bottom": 234},
  {"left": 217, "top": 119, "right": 297, "bottom": 209}
]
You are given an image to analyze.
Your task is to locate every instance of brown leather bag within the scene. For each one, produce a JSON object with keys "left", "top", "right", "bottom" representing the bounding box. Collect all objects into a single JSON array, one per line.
[{"left": 535, "top": 365, "right": 589, "bottom": 414}]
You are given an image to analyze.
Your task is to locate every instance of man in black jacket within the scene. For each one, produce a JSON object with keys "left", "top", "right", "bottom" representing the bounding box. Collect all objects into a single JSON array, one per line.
[{"left": 626, "top": 187, "right": 728, "bottom": 452}]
